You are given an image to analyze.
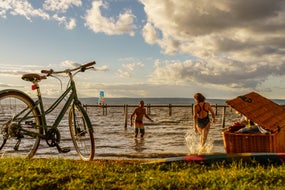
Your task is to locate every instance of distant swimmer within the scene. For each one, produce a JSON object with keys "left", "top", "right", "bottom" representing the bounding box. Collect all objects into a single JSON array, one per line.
[
  {"left": 193, "top": 93, "right": 216, "bottom": 149},
  {"left": 130, "top": 100, "right": 154, "bottom": 138}
]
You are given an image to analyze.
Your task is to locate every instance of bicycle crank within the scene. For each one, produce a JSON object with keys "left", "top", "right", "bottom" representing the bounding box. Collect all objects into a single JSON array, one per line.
[
  {"left": 46, "top": 128, "right": 60, "bottom": 147},
  {"left": 46, "top": 128, "right": 70, "bottom": 153}
]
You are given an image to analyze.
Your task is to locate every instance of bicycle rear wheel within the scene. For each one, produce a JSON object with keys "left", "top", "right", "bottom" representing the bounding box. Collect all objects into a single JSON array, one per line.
[
  {"left": 69, "top": 103, "right": 95, "bottom": 161},
  {"left": 0, "top": 90, "right": 42, "bottom": 159}
]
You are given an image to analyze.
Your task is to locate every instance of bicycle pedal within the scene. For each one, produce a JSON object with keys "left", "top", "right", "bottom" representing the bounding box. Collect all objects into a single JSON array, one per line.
[
  {"left": 59, "top": 148, "right": 71, "bottom": 153},
  {"left": 78, "top": 131, "right": 87, "bottom": 137},
  {"left": 76, "top": 128, "right": 87, "bottom": 136}
]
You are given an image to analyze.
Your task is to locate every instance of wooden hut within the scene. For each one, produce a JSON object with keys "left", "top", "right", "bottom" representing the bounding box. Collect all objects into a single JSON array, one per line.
[{"left": 222, "top": 92, "right": 285, "bottom": 153}]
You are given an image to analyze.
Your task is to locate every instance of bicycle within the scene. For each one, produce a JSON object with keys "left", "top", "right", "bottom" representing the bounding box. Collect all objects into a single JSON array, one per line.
[{"left": 0, "top": 61, "right": 96, "bottom": 161}]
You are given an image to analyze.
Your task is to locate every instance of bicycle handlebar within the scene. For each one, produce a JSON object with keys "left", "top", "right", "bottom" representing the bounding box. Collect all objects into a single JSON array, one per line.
[
  {"left": 82, "top": 61, "right": 96, "bottom": 68},
  {"left": 41, "top": 61, "right": 96, "bottom": 75}
]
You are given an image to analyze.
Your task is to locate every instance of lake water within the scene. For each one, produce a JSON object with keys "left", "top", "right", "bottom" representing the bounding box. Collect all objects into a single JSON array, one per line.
[
  {"left": 32, "top": 98, "right": 243, "bottom": 160},
  {"left": 6, "top": 97, "right": 285, "bottom": 160}
]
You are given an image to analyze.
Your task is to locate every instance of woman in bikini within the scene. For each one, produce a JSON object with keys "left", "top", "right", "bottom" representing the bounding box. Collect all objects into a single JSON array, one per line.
[
  {"left": 130, "top": 100, "right": 153, "bottom": 138},
  {"left": 193, "top": 93, "right": 216, "bottom": 147}
]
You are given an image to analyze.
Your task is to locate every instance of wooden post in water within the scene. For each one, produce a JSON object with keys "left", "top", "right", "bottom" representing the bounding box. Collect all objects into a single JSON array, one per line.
[
  {"left": 222, "top": 106, "right": 226, "bottom": 128},
  {"left": 147, "top": 104, "right": 151, "bottom": 115},
  {"left": 124, "top": 104, "right": 128, "bottom": 128},
  {"left": 102, "top": 104, "right": 107, "bottom": 116},
  {"left": 169, "top": 104, "right": 172, "bottom": 116}
]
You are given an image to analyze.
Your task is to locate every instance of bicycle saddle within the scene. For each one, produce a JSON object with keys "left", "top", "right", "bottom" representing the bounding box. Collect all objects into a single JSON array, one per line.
[{"left": 22, "top": 73, "right": 47, "bottom": 82}]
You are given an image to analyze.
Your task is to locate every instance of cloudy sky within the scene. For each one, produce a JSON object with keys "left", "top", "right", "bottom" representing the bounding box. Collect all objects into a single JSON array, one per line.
[{"left": 1, "top": 0, "right": 285, "bottom": 100}]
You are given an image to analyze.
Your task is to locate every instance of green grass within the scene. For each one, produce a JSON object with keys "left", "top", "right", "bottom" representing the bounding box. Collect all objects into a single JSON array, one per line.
[{"left": 0, "top": 158, "right": 284, "bottom": 190}]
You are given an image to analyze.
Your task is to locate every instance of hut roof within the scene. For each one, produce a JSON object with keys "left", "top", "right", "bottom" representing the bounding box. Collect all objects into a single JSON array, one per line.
[{"left": 226, "top": 92, "right": 285, "bottom": 132}]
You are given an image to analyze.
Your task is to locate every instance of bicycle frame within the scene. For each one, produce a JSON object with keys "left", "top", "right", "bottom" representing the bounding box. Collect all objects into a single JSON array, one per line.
[
  {"left": 39, "top": 78, "right": 78, "bottom": 132},
  {"left": 21, "top": 73, "right": 85, "bottom": 139}
]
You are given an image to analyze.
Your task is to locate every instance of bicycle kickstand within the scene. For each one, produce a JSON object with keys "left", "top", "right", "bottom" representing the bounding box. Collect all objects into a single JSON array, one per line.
[
  {"left": 55, "top": 143, "right": 70, "bottom": 153},
  {"left": 14, "top": 138, "right": 21, "bottom": 151}
]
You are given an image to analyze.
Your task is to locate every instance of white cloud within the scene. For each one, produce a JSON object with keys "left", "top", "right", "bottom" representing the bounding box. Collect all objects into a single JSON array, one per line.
[
  {"left": 117, "top": 69, "right": 131, "bottom": 78},
  {"left": 140, "top": 0, "right": 285, "bottom": 91},
  {"left": 53, "top": 14, "right": 76, "bottom": 29},
  {"left": 148, "top": 58, "right": 273, "bottom": 91},
  {"left": 94, "top": 65, "right": 109, "bottom": 72},
  {"left": 43, "top": 0, "right": 81, "bottom": 29},
  {"left": 61, "top": 60, "right": 81, "bottom": 68},
  {"left": 0, "top": 0, "right": 80, "bottom": 29},
  {"left": 123, "top": 63, "right": 144, "bottom": 71},
  {"left": 116, "top": 59, "right": 146, "bottom": 80},
  {"left": 60, "top": 60, "right": 109, "bottom": 72},
  {"left": 0, "top": 1, "right": 11, "bottom": 18},
  {"left": 84, "top": 0, "right": 136, "bottom": 36},
  {"left": 43, "top": 0, "right": 82, "bottom": 12},
  {"left": 0, "top": 0, "right": 49, "bottom": 20},
  {"left": 0, "top": 63, "right": 43, "bottom": 74},
  {"left": 142, "top": 22, "right": 158, "bottom": 44},
  {"left": 1, "top": 1, "right": 137, "bottom": 34},
  {"left": 66, "top": 17, "right": 76, "bottom": 29},
  {"left": 123, "top": 63, "right": 135, "bottom": 71}
]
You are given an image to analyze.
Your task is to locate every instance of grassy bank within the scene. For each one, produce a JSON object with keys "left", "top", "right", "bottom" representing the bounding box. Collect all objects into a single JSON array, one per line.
[{"left": 0, "top": 158, "right": 284, "bottom": 189}]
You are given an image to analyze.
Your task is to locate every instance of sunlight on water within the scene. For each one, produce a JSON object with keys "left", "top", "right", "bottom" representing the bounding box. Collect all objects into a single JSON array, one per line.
[{"left": 184, "top": 129, "right": 214, "bottom": 154}]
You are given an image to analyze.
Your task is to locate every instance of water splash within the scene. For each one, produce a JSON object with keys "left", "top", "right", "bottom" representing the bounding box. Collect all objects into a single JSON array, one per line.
[{"left": 184, "top": 129, "right": 213, "bottom": 154}]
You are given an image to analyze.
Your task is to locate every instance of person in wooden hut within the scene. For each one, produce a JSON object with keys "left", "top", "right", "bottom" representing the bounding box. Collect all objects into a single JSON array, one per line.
[
  {"left": 193, "top": 93, "right": 216, "bottom": 148},
  {"left": 130, "top": 100, "right": 154, "bottom": 138}
]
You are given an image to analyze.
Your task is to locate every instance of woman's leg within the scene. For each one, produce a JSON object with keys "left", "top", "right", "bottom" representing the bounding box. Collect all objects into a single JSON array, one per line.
[
  {"left": 196, "top": 124, "right": 202, "bottom": 135},
  {"left": 201, "top": 123, "right": 211, "bottom": 146}
]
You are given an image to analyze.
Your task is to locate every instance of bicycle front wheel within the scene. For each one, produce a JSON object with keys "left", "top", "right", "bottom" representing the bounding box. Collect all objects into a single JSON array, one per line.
[
  {"left": 69, "top": 103, "right": 95, "bottom": 161},
  {"left": 0, "top": 90, "right": 42, "bottom": 159}
]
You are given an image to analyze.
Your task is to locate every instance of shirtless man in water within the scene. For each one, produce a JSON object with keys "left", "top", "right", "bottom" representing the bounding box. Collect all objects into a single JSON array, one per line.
[{"left": 130, "top": 100, "right": 153, "bottom": 138}]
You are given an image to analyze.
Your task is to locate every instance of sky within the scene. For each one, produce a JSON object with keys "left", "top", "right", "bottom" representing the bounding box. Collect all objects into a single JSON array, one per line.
[{"left": 1, "top": 0, "right": 285, "bottom": 100}]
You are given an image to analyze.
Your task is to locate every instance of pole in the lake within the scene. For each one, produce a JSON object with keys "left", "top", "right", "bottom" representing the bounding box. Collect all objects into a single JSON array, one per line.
[{"left": 124, "top": 104, "right": 128, "bottom": 128}]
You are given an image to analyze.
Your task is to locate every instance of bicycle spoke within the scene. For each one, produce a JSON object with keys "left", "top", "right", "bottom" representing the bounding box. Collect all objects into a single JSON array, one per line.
[
  {"left": 0, "top": 91, "right": 42, "bottom": 158},
  {"left": 69, "top": 104, "right": 94, "bottom": 161}
]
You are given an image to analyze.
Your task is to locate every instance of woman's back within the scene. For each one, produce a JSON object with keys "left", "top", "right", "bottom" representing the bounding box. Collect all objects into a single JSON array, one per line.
[{"left": 196, "top": 102, "right": 209, "bottom": 118}]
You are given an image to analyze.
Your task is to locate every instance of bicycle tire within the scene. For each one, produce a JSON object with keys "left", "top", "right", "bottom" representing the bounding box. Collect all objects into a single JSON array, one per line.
[
  {"left": 0, "top": 89, "right": 42, "bottom": 159},
  {"left": 69, "top": 103, "right": 95, "bottom": 161}
]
